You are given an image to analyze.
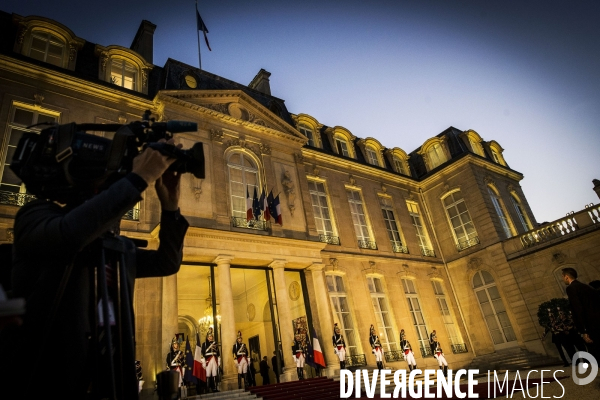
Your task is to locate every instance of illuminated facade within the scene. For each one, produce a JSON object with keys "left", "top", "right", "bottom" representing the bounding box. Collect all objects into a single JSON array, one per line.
[{"left": 1, "top": 11, "right": 600, "bottom": 396}]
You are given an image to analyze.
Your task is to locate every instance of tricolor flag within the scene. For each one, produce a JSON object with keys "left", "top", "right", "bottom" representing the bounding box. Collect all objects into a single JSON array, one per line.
[
  {"left": 273, "top": 194, "right": 282, "bottom": 225},
  {"left": 184, "top": 336, "right": 197, "bottom": 384},
  {"left": 193, "top": 333, "right": 206, "bottom": 382},
  {"left": 196, "top": 9, "right": 211, "bottom": 51},
  {"left": 252, "top": 187, "right": 261, "bottom": 220},
  {"left": 312, "top": 328, "right": 326, "bottom": 368},
  {"left": 259, "top": 188, "right": 269, "bottom": 221},
  {"left": 246, "top": 187, "right": 253, "bottom": 221}
]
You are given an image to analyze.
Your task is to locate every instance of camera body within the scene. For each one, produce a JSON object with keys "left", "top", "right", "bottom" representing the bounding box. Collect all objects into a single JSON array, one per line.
[{"left": 10, "top": 111, "right": 204, "bottom": 203}]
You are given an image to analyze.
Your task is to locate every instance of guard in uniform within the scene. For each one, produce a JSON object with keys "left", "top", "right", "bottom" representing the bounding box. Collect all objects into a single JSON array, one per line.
[
  {"left": 369, "top": 324, "right": 384, "bottom": 370},
  {"left": 399, "top": 329, "right": 417, "bottom": 371},
  {"left": 232, "top": 330, "right": 249, "bottom": 389},
  {"left": 332, "top": 323, "right": 347, "bottom": 370},
  {"left": 432, "top": 336, "right": 448, "bottom": 376},
  {"left": 429, "top": 330, "right": 437, "bottom": 358},
  {"left": 292, "top": 329, "right": 306, "bottom": 380},
  {"left": 201, "top": 327, "right": 220, "bottom": 392},
  {"left": 166, "top": 336, "right": 185, "bottom": 388}
]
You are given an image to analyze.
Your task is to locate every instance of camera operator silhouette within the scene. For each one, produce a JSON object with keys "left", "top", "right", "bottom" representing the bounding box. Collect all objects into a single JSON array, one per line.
[{"left": 8, "top": 136, "right": 189, "bottom": 399}]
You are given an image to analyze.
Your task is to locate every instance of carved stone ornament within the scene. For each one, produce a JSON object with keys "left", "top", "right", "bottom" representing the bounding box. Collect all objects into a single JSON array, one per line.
[
  {"left": 294, "top": 152, "right": 305, "bottom": 163},
  {"left": 99, "top": 51, "right": 109, "bottom": 72},
  {"left": 281, "top": 169, "right": 296, "bottom": 216},
  {"left": 443, "top": 183, "right": 450, "bottom": 194},
  {"left": 427, "top": 266, "right": 442, "bottom": 280},
  {"left": 34, "top": 94, "right": 44, "bottom": 107},
  {"left": 381, "top": 184, "right": 387, "bottom": 193},
  {"left": 349, "top": 174, "right": 356, "bottom": 186},
  {"left": 6, "top": 228, "right": 14, "bottom": 243},
  {"left": 210, "top": 129, "right": 224, "bottom": 142},
  {"left": 288, "top": 281, "right": 301, "bottom": 301},
  {"left": 507, "top": 184, "right": 515, "bottom": 193},
  {"left": 247, "top": 303, "right": 256, "bottom": 321},
  {"left": 484, "top": 175, "right": 495, "bottom": 186},
  {"left": 190, "top": 175, "right": 203, "bottom": 201},
  {"left": 69, "top": 43, "right": 77, "bottom": 61},
  {"left": 330, "top": 258, "right": 339, "bottom": 270},
  {"left": 203, "top": 103, "right": 230, "bottom": 115},
  {"left": 552, "top": 251, "right": 567, "bottom": 265},
  {"left": 397, "top": 263, "right": 416, "bottom": 279},
  {"left": 312, "top": 165, "right": 320, "bottom": 177},
  {"left": 363, "top": 260, "right": 379, "bottom": 275},
  {"left": 404, "top": 190, "right": 414, "bottom": 201},
  {"left": 259, "top": 143, "right": 271, "bottom": 155},
  {"left": 467, "top": 257, "right": 483, "bottom": 271},
  {"left": 17, "top": 25, "right": 27, "bottom": 44},
  {"left": 118, "top": 114, "right": 127, "bottom": 124}
]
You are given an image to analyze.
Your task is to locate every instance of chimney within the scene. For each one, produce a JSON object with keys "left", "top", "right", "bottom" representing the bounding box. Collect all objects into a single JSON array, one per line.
[
  {"left": 249, "top": 69, "right": 271, "bottom": 95},
  {"left": 130, "top": 20, "right": 156, "bottom": 64},
  {"left": 593, "top": 179, "right": 600, "bottom": 200}
]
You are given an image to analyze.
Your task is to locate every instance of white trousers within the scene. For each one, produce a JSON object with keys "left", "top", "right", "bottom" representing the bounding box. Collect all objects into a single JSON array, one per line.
[
  {"left": 335, "top": 347, "right": 346, "bottom": 362},
  {"left": 295, "top": 353, "right": 305, "bottom": 368},
  {"left": 404, "top": 351, "right": 416, "bottom": 366},
  {"left": 436, "top": 353, "right": 448, "bottom": 367},
  {"left": 206, "top": 356, "right": 219, "bottom": 377},
  {"left": 235, "top": 356, "right": 248, "bottom": 374},
  {"left": 373, "top": 347, "right": 383, "bottom": 362}
]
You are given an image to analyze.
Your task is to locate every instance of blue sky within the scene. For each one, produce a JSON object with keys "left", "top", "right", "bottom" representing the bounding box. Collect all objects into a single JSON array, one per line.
[{"left": 3, "top": 0, "right": 599, "bottom": 223}]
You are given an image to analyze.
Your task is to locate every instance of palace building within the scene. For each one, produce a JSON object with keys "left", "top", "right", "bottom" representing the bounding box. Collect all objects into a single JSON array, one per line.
[{"left": 1, "top": 11, "right": 599, "bottom": 397}]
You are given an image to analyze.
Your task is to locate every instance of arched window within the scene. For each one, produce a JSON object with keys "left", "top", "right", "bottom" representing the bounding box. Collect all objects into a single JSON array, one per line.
[
  {"left": 366, "top": 147, "right": 380, "bottom": 166},
  {"left": 511, "top": 194, "right": 533, "bottom": 232},
  {"left": 335, "top": 136, "right": 351, "bottom": 157},
  {"left": 488, "top": 187, "right": 514, "bottom": 239},
  {"left": 28, "top": 31, "right": 65, "bottom": 67},
  {"left": 472, "top": 270, "right": 516, "bottom": 346},
  {"left": 228, "top": 152, "right": 259, "bottom": 220},
  {"left": 298, "top": 123, "right": 315, "bottom": 147},
  {"left": 428, "top": 143, "right": 446, "bottom": 169},
  {"left": 393, "top": 156, "right": 407, "bottom": 175},
  {"left": 110, "top": 59, "right": 137, "bottom": 90}
]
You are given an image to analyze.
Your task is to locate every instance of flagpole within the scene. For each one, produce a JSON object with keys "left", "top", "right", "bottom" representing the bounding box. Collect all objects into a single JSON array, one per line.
[{"left": 196, "top": 0, "right": 202, "bottom": 69}]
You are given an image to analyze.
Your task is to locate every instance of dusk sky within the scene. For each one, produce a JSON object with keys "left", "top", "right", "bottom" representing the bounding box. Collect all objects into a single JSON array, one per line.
[{"left": 3, "top": 0, "right": 599, "bottom": 223}]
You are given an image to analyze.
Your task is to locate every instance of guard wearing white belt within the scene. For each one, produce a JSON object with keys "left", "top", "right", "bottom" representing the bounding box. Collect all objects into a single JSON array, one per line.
[
  {"left": 165, "top": 336, "right": 185, "bottom": 387},
  {"left": 369, "top": 324, "right": 384, "bottom": 370},
  {"left": 399, "top": 329, "right": 417, "bottom": 371},
  {"left": 433, "top": 338, "right": 448, "bottom": 376},
  {"left": 292, "top": 329, "right": 306, "bottom": 380},
  {"left": 332, "top": 323, "right": 347, "bottom": 370},
  {"left": 232, "top": 330, "right": 249, "bottom": 389},
  {"left": 201, "top": 327, "right": 220, "bottom": 392}
]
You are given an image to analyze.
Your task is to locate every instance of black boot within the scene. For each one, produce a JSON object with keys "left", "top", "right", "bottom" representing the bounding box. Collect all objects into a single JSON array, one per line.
[
  {"left": 213, "top": 377, "right": 220, "bottom": 392},
  {"left": 340, "top": 361, "right": 344, "bottom": 371},
  {"left": 408, "top": 365, "right": 412, "bottom": 372},
  {"left": 300, "top": 367, "right": 305, "bottom": 380},
  {"left": 238, "top": 374, "right": 242, "bottom": 389},
  {"left": 297, "top": 367, "right": 302, "bottom": 380},
  {"left": 444, "top": 365, "right": 448, "bottom": 377}
]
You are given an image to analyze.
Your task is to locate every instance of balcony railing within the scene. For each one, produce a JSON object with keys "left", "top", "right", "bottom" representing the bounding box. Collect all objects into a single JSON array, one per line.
[
  {"left": 358, "top": 240, "right": 377, "bottom": 250},
  {"left": 345, "top": 353, "right": 367, "bottom": 368},
  {"left": 456, "top": 236, "right": 480, "bottom": 251},
  {"left": 419, "top": 345, "right": 433, "bottom": 358},
  {"left": 0, "top": 191, "right": 36, "bottom": 206},
  {"left": 391, "top": 242, "right": 409, "bottom": 254},
  {"left": 420, "top": 247, "right": 435, "bottom": 257},
  {"left": 122, "top": 208, "right": 140, "bottom": 221},
  {"left": 451, "top": 343, "right": 468, "bottom": 354},
  {"left": 231, "top": 216, "right": 269, "bottom": 231},
  {"left": 384, "top": 349, "right": 405, "bottom": 363},
  {"left": 319, "top": 234, "right": 340, "bottom": 245}
]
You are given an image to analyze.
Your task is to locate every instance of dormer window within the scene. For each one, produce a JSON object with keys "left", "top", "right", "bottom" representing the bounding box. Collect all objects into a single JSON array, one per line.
[
  {"left": 491, "top": 150, "right": 500, "bottom": 163},
  {"left": 366, "top": 147, "right": 380, "bottom": 166},
  {"left": 336, "top": 137, "right": 350, "bottom": 157},
  {"left": 298, "top": 123, "right": 315, "bottom": 147},
  {"left": 428, "top": 143, "right": 446, "bottom": 169},
  {"left": 110, "top": 59, "right": 137, "bottom": 90},
  {"left": 29, "top": 31, "right": 65, "bottom": 67},
  {"left": 393, "top": 156, "right": 407, "bottom": 175}
]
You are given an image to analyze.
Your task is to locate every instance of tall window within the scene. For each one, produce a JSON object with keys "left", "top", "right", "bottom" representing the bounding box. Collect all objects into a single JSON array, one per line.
[
  {"left": 335, "top": 137, "right": 350, "bottom": 157},
  {"left": 468, "top": 136, "right": 483, "bottom": 156},
  {"left": 110, "top": 59, "right": 137, "bottom": 90},
  {"left": 347, "top": 189, "right": 375, "bottom": 249},
  {"left": 511, "top": 195, "right": 533, "bottom": 232},
  {"left": 367, "top": 277, "right": 397, "bottom": 351},
  {"left": 326, "top": 275, "right": 359, "bottom": 355},
  {"left": 443, "top": 191, "right": 479, "bottom": 250},
  {"left": 366, "top": 147, "right": 380, "bottom": 166},
  {"left": 472, "top": 270, "right": 516, "bottom": 346},
  {"left": 298, "top": 124, "right": 315, "bottom": 147},
  {"left": 427, "top": 143, "right": 446, "bottom": 169},
  {"left": 401, "top": 279, "right": 430, "bottom": 356},
  {"left": 228, "top": 152, "right": 259, "bottom": 219},
  {"left": 29, "top": 31, "right": 65, "bottom": 67},
  {"left": 1, "top": 105, "right": 58, "bottom": 204},
  {"left": 308, "top": 180, "right": 338, "bottom": 244},
  {"left": 380, "top": 197, "right": 406, "bottom": 253},
  {"left": 431, "top": 280, "right": 463, "bottom": 351},
  {"left": 488, "top": 187, "right": 514, "bottom": 239},
  {"left": 393, "top": 156, "right": 407, "bottom": 175},
  {"left": 405, "top": 201, "right": 434, "bottom": 256}
]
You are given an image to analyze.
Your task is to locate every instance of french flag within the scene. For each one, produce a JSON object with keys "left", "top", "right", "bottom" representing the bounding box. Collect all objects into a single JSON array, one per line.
[
  {"left": 261, "top": 188, "right": 270, "bottom": 221},
  {"left": 246, "top": 187, "right": 253, "bottom": 221},
  {"left": 312, "top": 328, "right": 326, "bottom": 368},
  {"left": 193, "top": 333, "right": 206, "bottom": 382},
  {"left": 273, "top": 194, "right": 282, "bottom": 225}
]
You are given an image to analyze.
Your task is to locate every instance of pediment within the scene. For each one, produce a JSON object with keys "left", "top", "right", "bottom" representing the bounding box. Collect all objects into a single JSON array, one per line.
[{"left": 155, "top": 90, "right": 306, "bottom": 143}]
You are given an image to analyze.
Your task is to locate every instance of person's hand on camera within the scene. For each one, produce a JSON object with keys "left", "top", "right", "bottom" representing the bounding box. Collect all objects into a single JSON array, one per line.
[
  {"left": 154, "top": 139, "right": 183, "bottom": 211},
  {"left": 132, "top": 139, "right": 177, "bottom": 186}
]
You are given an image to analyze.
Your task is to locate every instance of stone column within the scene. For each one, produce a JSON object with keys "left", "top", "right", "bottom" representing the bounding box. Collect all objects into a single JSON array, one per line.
[
  {"left": 161, "top": 274, "right": 178, "bottom": 359},
  {"left": 270, "top": 259, "right": 296, "bottom": 382},
  {"left": 307, "top": 263, "right": 338, "bottom": 377},
  {"left": 214, "top": 255, "right": 236, "bottom": 390}
]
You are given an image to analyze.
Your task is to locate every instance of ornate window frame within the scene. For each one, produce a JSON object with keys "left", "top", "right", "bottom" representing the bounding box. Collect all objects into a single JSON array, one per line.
[
  {"left": 345, "top": 186, "right": 376, "bottom": 249},
  {"left": 307, "top": 177, "right": 339, "bottom": 244},
  {"left": 440, "top": 189, "right": 480, "bottom": 251},
  {"left": 292, "top": 114, "right": 321, "bottom": 148},
  {"left": 487, "top": 184, "right": 516, "bottom": 239},
  {"left": 383, "top": 148, "right": 410, "bottom": 176},
  {"left": 225, "top": 147, "right": 264, "bottom": 225},
  {"left": 325, "top": 126, "right": 356, "bottom": 159},
  {"left": 13, "top": 14, "right": 84, "bottom": 70},
  {"left": 366, "top": 274, "right": 398, "bottom": 351},
  {"left": 95, "top": 45, "right": 153, "bottom": 94},
  {"left": 325, "top": 271, "right": 362, "bottom": 355},
  {"left": 509, "top": 191, "right": 533, "bottom": 232},
  {"left": 485, "top": 140, "right": 507, "bottom": 166},
  {"left": 357, "top": 138, "right": 384, "bottom": 167},
  {"left": 460, "top": 129, "right": 485, "bottom": 156},
  {"left": 418, "top": 137, "right": 449, "bottom": 171}
]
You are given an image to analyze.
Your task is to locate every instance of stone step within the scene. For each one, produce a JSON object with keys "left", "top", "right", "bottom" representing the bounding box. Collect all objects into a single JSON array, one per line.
[{"left": 187, "top": 388, "right": 259, "bottom": 399}]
